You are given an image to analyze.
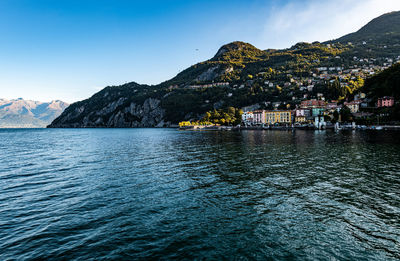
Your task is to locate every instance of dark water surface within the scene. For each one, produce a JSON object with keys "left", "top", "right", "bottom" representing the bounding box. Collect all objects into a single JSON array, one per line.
[{"left": 1, "top": 129, "right": 400, "bottom": 260}]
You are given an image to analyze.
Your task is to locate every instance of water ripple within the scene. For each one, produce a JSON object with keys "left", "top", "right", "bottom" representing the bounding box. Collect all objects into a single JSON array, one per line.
[{"left": 0, "top": 129, "right": 400, "bottom": 260}]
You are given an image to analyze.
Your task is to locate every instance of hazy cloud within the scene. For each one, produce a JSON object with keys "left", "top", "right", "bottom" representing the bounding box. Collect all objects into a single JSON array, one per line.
[{"left": 261, "top": 0, "right": 400, "bottom": 48}]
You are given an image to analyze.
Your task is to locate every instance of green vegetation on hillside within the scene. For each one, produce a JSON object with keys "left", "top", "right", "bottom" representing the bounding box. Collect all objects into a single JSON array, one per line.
[
  {"left": 363, "top": 63, "right": 400, "bottom": 100},
  {"left": 200, "top": 107, "right": 243, "bottom": 125}
]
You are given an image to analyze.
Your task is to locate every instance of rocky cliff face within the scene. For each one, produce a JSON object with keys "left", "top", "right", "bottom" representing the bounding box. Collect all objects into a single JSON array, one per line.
[{"left": 48, "top": 97, "right": 167, "bottom": 128}]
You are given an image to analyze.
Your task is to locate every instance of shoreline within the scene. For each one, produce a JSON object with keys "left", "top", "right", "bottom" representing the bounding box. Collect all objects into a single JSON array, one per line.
[
  {"left": 3, "top": 125, "right": 400, "bottom": 131},
  {"left": 179, "top": 125, "right": 400, "bottom": 131}
]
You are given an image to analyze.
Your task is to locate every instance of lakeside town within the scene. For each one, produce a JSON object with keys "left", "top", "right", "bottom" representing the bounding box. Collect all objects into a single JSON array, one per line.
[
  {"left": 175, "top": 40, "right": 400, "bottom": 131},
  {"left": 239, "top": 95, "right": 396, "bottom": 130},
  {"left": 178, "top": 49, "right": 400, "bottom": 131},
  {"left": 179, "top": 94, "right": 397, "bottom": 130}
]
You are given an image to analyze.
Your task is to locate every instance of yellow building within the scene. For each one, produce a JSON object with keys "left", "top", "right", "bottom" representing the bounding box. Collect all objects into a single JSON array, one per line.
[{"left": 265, "top": 110, "right": 292, "bottom": 124}]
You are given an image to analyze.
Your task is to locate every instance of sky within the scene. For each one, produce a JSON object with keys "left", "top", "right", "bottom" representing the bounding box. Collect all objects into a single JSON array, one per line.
[{"left": 0, "top": 0, "right": 399, "bottom": 103}]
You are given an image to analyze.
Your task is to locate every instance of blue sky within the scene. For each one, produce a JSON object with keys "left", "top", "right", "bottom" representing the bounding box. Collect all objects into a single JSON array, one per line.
[{"left": 0, "top": 0, "right": 399, "bottom": 103}]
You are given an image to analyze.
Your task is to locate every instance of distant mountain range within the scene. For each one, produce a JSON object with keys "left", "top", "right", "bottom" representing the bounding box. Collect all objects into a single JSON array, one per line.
[
  {"left": 0, "top": 98, "right": 69, "bottom": 128},
  {"left": 47, "top": 11, "right": 400, "bottom": 128}
]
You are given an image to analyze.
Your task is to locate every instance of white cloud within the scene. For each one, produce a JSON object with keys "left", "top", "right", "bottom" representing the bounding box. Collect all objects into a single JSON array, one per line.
[{"left": 260, "top": 0, "right": 400, "bottom": 48}]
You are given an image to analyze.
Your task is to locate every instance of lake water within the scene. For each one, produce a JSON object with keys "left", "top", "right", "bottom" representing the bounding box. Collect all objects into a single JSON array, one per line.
[{"left": 1, "top": 128, "right": 400, "bottom": 260}]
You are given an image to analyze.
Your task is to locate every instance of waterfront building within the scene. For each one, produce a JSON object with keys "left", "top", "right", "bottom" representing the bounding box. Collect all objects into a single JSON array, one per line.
[
  {"left": 295, "top": 108, "right": 311, "bottom": 123},
  {"left": 312, "top": 107, "right": 325, "bottom": 116},
  {"left": 241, "top": 112, "right": 254, "bottom": 124},
  {"left": 265, "top": 110, "right": 292, "bottom": 125},
  {"left": 253, "top": 110, "right": 266, "bottom": 125},
  {"left": 314, "top": 115, "right": 326, "bottom": 129}
]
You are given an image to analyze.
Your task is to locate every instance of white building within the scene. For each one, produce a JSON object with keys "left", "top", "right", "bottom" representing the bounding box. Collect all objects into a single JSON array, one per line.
[{"left": 241, "top": 112, "right": 254, "bottom": 123}]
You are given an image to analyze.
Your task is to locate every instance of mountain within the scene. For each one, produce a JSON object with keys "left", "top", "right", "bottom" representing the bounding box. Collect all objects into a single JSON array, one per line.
[
  {"left": 334, "top": 11, "right": 400, "bottom": 44},
  {"left": 328, "top": 11, "right": 400, "bottom": 58},
  {"left": 363, "top": 62, "right": 400, "bottom": 101},
  {"left": 0, "top": 98, "right": 69, "bottom": 128},
  {"left": 49, "top": 11, "right": 400, "bottom": 128}
]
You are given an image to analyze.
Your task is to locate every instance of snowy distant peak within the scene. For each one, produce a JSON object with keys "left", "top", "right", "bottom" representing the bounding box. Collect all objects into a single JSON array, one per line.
[{"left": 0, "top": 98, "right": 69, "bottom": 128}]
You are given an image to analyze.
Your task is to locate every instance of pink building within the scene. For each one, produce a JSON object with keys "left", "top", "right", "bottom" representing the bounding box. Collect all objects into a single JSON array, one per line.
[
  {"left": 253, "top": 110, "right": 266, "bottom": 125},
  {"left": 377, "top": 96, "right": 395, "bottom": 107}
]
